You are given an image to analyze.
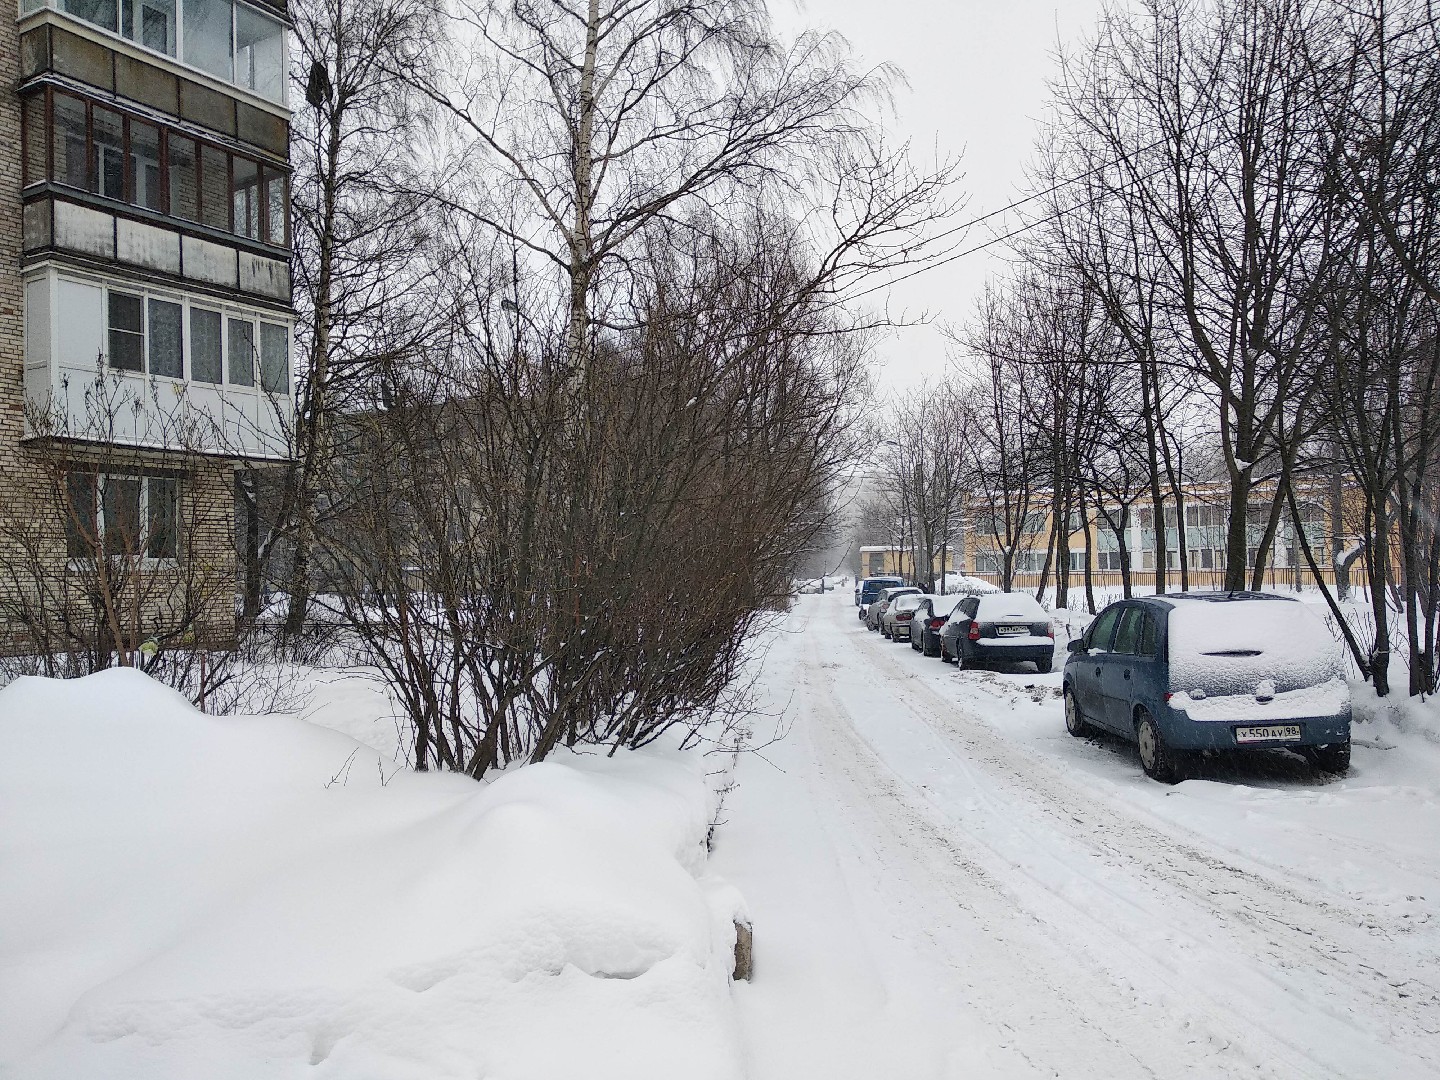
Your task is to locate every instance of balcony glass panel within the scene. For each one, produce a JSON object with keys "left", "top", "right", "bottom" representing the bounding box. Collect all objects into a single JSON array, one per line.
[
  {"left": 263, "top": 167, "right": 286, "bottom": 246},
  {"left": 62, "top": 0, "right": 118, "bottom": 33},
  {"left": 235, "top": 5, "right": 284, "bottom": 101},
  {"left": 169, "top": 134, "right": 199, "bottom": 222},
  {"left": 190, "top": 306, "right": 223, "bottom": 383},
  {"left": 182, "top": 0, "right": 234, "bottom": 81},
  {"left": 120, "top": 0, "right": 177, "bottom": 55},
  {"left": 200, "top": 143, "right": 230, "bottom": 230},
  {"left": 259, "top": 321, "right": 287, "bottom": 393},
  {"left": 232, "top": 155, "right": 259, "bottom": 239},
  {"left": 92, "top": 106, "right": 125, "bottom": 200},
  {"left": 108, "top": 291, "right": 144, "bottom": 372},
  {"left": 39, "top": 0, "right": 287, "bottom": 104},
  {"left": 148, "top": 298, "right": 184, "bottom": 377},
  {"left": 129, "top": 118, "right": 164, "bottom": 212},
  {"left": 54, "top": 95, "right": 88, "bottom": 190},
  {"left": 23, "top": 96, "right": 47, "bottom": 186},
  {"left": 227, "top": 317, "right": 255, "bottom": 386}
]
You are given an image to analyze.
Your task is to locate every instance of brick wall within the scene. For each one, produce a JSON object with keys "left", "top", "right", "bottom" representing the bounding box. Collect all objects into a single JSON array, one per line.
[{"left": 0, "top": 14, "right": 239, "bottom": 657}]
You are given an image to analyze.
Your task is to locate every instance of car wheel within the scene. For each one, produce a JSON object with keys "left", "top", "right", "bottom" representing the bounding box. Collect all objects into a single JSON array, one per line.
[
  {"left": 1063, "top": 687, "right": 1092, "bottom": 738},
  {"left": 1036, "top": 656, "right": 1053, "bottom": 674},
  {"left": 1136, "top": 709, "right": 1182, "bottom": 784},
  {"left": 1306, "top": 742, "right": 1351, "bottom": 775},
  {"left": 939, "top": 640, "right": 953, "bottom": 664},
  {"left": 925, "top": 636, "right": 940, "bottom": 658}
]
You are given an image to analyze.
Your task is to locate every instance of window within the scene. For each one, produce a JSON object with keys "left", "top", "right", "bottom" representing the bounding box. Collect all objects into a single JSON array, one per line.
[
  {"left": 107, "top": 291, "right": 144, "bottom": 372},
  {"left": 23, "top": 89, "right": 291, "bottom": 247},
  {"left": 184, "top": 0, "right": 235, "bottom": 80},
  {"left": 64, "top": 473, "right": 98, "bottom": 557},
  {"left": 148, "top": 298, "right": 183, "bottom": 377},
  {"left": 93, "top": 106, "right": 126, "bottom": 201},
  {"left": 190, "top": 306, "right": 223, "bottom": 383},
  {"left": 22, "top": 95, "right": 47, "bottom": 187},
  {"left": 53, "top": 94, "right": 89, "bottom": 190},
  {"left": 103, "top": 476, "right": 143, "bottom": 555},
  {"left": 1113, "top": 607, "right": 1148, "bottom": 655},
  {"left": 264, "top": 168, "right": 287, "bottom": 246},
  {"left": 227, "top": 317, "right": 254, "bottom": 385},
  {"left": 201, "top": 144, "right": 230, "bottom": 230},
  {"left": 232, "top": 156, "right": 259, "bottom": 239},
  {"left": 49, "top": 0, "right": 287, "bottom": 103},
  {"left": 169, "top": 135, "right": 199, "bottom": 222},
  {"left": 235, "top": 3, "right": 285, "bottom": 100},
  {"left": 129, "top": 119, "right": 164, "bottom": 213},
  {"left": 63, "top": 0, "right": 118, "bottom": 33},
  {"left": 1086, "top": 605, "right": 1122, "bottom": 651},
  {"left": 124, "top": 0, "right": 177, "bottom": 55},
  {"left": 259, "top": 321, "right": 288, "bottom": 393},
  {"left": 65, "top": 472, "right": 179, "bottom": 559}
]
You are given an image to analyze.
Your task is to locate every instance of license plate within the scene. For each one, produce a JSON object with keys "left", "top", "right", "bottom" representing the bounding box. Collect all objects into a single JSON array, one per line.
[
  {"left": 997, "top": 625, "right": 1026, "bottom": 636},
  {"left": 1235, "top": 724, "right": 1302, "bottom": 744}
]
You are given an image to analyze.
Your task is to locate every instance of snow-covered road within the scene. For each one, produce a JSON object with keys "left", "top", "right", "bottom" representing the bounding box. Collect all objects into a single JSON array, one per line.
[{"left": 711, "top": 591, "right": 1440, "bottom": 1080}]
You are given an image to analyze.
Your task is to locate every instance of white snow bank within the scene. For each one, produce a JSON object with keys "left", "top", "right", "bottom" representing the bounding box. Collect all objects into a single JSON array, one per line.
[
  {"left": 0, "top": 670, "right": 744, "bottom": 1080},
  {"left": 1167, "top": 597, "right": 1343, "bottom": 695}
]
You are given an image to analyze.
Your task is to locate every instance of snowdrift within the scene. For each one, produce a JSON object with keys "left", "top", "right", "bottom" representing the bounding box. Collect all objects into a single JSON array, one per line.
[{"left": 0, "top": 669, "right": 745, "bottom": 1080}]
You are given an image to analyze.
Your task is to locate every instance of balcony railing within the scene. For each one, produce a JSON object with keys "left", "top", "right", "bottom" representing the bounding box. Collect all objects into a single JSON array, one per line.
[{"left": 20, "top": 0, "right": 288, "bottom": 106}]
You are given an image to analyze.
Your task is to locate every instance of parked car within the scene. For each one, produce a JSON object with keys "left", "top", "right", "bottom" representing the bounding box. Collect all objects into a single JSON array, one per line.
[
  {"left": 939, "top": 592, "right": 1054, "bottom": 672},
  {"left": 882, "top": 593, "right": 928, "bottom": 642},
  {"left": 1061, "top": 592, "right": 1352, "bottom": 783},
  {"left": 856, "top": 576, "right": 907, "bottom": 621},
  {"left": 911, "top": 594, "right": 967, "bottom": 657},
  {"left": 866, "top": 586, "right": 919, "bottom": 631}
]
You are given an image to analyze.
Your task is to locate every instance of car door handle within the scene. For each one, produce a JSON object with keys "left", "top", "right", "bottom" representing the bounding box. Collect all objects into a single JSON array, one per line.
[
  {"left": 1123, "top": 669, "right": 1131, "bottom": 679},
  {"left": 1094, "top": 667, "right": 1102, "bottom": 677}
]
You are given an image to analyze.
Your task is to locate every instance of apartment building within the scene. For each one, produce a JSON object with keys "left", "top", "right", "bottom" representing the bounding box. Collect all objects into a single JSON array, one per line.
[{"left": 1, "top": 0, "right": 294, "bottom": 651}]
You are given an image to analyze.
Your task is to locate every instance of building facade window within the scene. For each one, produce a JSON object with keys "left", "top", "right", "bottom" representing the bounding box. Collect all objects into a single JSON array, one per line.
[
  {"left": 22, "top": 87, "right": 290, "bottom": 248},
  {"left": 33, "top": 0, "right": 288, "bottom": 105},
  {"left": 65, "top": 472, "right": 180, "bottom": 559},
  {"left": 36, "top": 273, "right": 289, "bottom": 391},
  {"left": 107, "top": 290, "right": 144, "bottom": 371}
]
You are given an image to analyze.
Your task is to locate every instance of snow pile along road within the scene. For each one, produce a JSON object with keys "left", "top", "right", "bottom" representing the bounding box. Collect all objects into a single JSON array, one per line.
[{"left": 0, "top": 669, "right": 745, "bottom": 1080}]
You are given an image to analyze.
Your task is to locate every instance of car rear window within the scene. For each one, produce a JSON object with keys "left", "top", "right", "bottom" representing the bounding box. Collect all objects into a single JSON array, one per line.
[
  {"left": 1167, "top": 598, "right": 1343, "bottom": 693},
  {"left": 975, "top": 593, "right": 1048, "bottom": 622}
]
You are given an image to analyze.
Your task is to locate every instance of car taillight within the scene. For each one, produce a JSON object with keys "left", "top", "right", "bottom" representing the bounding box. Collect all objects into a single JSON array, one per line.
[
  {"left": 968, "top": 623, "right": 980, "bottom": 641},
  {"left": 929, "top": 617, "right": 945, "bottom": 630},
  {"left": 897, "top": 611, "right": 912, "bottom": 620},
  {"left": 1046, "top": 624, "right": 1055, "bottom": 639}
]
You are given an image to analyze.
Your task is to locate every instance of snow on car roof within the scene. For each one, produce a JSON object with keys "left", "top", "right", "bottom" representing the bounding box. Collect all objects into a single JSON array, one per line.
[
  {"left": 975, "top": 592, "right": 1048, "bottom": 621},
  {"left": 926, "top": 594, "right": 965, "bottom": 616},
  {"left": 892, "top": 594, "right": 926, "bottom": 611},
  {"left": 1167, "top": 597, "right": 1343, "bottom": 692}
]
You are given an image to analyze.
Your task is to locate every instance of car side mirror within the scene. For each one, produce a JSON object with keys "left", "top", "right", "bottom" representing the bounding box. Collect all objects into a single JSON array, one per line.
[{"left": 1066, "top": 639, "right": 1085, "bottom": 654}]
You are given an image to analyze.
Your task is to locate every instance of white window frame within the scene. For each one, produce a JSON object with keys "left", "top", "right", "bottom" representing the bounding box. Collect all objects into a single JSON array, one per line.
[{"left": 65, "top": 471, "right": 182, "bottom": 564}]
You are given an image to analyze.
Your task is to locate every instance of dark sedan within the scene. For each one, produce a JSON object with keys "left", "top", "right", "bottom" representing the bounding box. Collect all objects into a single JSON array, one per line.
[
  {"left": 940, "top": 592, "right": 1055, "bottom": 672},
  {"left": 911, "top": 594, "right": 966, "bottom": 657}
]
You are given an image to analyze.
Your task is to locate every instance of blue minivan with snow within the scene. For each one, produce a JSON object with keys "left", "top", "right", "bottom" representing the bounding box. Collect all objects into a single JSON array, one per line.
[{"left": 1062, "top": 593, "right": 1351, "bottom": 783}]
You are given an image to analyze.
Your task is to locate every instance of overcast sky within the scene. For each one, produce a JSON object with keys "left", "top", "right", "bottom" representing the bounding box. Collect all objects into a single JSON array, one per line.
[{"left": 774, "top": 0, "right": 1110, "bottom": 394}]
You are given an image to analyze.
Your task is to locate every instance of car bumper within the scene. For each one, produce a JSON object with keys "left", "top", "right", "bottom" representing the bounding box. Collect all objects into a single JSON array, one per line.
[
  {"left": 969, "top": 641, "right": 1053, "bottom": 663},
  {"left": 1160, "top": 707, "right": 1351, "bottom": 750}
]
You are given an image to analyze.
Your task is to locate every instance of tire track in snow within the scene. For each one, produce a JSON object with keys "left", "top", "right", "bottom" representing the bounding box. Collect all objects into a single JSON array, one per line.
[
  {"left": 807, "top": 605, "right": 1437, "bottom": 1079},
  {"left": 791, "top": 628, "right": 1280, "bottom": 1079}
]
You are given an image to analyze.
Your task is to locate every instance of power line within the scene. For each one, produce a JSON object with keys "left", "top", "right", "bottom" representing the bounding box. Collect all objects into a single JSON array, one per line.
[{"left": 849, "top": 8, "right": 1440, "bottom": 304}]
